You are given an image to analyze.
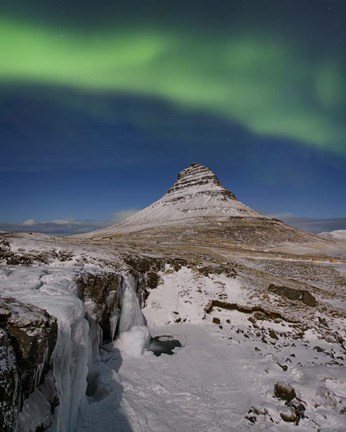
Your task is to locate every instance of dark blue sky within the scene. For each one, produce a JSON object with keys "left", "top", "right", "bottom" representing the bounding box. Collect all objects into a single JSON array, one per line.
[{"left": 0, "top": 1, "right": 345, "bottom": 234}]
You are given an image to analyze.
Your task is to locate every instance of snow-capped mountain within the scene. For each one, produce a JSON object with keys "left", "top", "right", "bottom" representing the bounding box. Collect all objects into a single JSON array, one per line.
[
  {"left": 81, "top": 163, "right": 321, "bottom": 249},
  {"left": 83, "top": 163, "right": 263, "bottom": 237}
]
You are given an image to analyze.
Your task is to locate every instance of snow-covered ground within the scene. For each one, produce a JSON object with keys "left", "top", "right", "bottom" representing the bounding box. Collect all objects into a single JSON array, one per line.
[
  {"left": 79, "top": 318, "right": 346, "bottom": 432},
  {"left": 1, "top": 234, "right": 346, "bottom": 431},
  {"left": 79, "top": 262, "right": 346, "bottom": 431}
]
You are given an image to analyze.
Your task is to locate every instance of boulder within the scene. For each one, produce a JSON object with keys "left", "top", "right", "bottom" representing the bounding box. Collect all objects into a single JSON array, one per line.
[
  {"left": 269, "top": 284, "right": 316, "bottom": 307},
  {"left": 274, "top": 381, "right": 297, "bottom": 402}
]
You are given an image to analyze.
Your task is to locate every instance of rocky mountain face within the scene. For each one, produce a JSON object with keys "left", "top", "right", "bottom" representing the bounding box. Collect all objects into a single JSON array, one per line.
[{"left": 164, "top": 162, "right": 238, "bottom": 202}]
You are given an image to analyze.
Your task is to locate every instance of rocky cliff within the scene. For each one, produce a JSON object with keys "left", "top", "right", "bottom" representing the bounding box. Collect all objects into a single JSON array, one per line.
[{"left": 0, "top": 297, "right": 57, "bottom": 432}]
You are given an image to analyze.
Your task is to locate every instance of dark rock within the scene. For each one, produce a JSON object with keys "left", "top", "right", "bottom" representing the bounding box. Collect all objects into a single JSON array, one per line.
[
  {"left": 287, "top": 399, "right": 306, "bottom": 424},
  {"left": 268, "top": 329, "right": 279, "bottom": 340},
  {"left": 125, "top": 256, "right": 153, "bottom": 273},
  {"left": 0, "top": 239, "right": 10, "bottom": 253},
  {"left": 0, "top": 297, "right": 58, "bottom": 432},
  {"left": 280, "top": 410, "right": 297, "bottom": 423},
  {"left": 146, "top": 271, "right": 160, "bottom": 289},
  {"left": 269, "top": 284, "right": 316, "bottom": 307},
  {"left": 57, "top": 251, "right": 74, "bottom": 262},
  {"left": 274, "top": 382, "right": 297, "bottom": 402},
  {"left": 212, "top": 317, "right": 221, "bottom": 324},
  {"left": 318, "top": 316, "right": 329, "bottom": 328},
  {"left": 277, "top": 363, "right": 288, "bottom": 371},
  {"left": 77, "top": 273, "right": 121, "bottom": 341},
  {"left": 0, "top": 328, "right": 18, "bottom": 431},
  {"left": 245, "top": 414, "right": 256, "bottom": 424},
  {"left": 6, "top": 254, "right": 34, "bottom": 266},
  {"left": 245, "top": 406, "right": 269, "bottom": 424},
  {"left": 301, "top": 290, "right": 316, "bottom": 307},
  {"left": 168, "top": 258, "right": 188, "bottom": 272},
  {"left": 197, "top": 264, "right": 237, "bottom": 278},
  {"left": 125, "top": 255, "right": 169, "bottom": 274},
  {"left": 204, "top": 300, "right": 292, "bottom": 322}
]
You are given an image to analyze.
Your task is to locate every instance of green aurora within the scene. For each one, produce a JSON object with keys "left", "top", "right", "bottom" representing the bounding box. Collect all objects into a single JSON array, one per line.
[{"left": 1, "top": 16, "right": 345, "bottom": 154}]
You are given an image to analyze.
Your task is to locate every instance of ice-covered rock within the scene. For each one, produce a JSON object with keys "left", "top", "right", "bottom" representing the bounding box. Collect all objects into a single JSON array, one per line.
[
  {"left": 77, "top": 273, "right": 122, "bottom": 346},
  {"left": 0, "top": 257, "right": 152, "bottom": 432},
  {"left": 0, "top": 297, "right": 58, "bottom": 432}
]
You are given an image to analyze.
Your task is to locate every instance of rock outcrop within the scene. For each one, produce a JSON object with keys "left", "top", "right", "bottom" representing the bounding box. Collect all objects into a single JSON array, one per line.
[
  {"left": 0, "top": 297, "right": 58, "bottom": 432},
  {"left": 77, "top": 273, "right": 122, "bottom": 343},
  {"left": 269, "top": 284, "right": 317, "bottom": 307}
]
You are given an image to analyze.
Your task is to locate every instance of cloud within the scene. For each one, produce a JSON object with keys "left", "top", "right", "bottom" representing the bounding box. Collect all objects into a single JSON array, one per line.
[
  {"left": 0, "top": 210, "right": 141, "bottom": 235},
  {"left": 50, "top": 218, "right": 78, "bottom": 225},
  {"left": 273, "top": 215, "right": 346, "bottom": 234},
  {"left": 22, "top": 219, "right": 37, "bottom": 226},
  {"left": 0, "top": 218, "right": 111, "bottom": 236},
  {"left": 2, "top": 213, "right": 346, "bottom": 236},
  {"left": 112, "top": 209, "right": 140, "bottom": 221}
]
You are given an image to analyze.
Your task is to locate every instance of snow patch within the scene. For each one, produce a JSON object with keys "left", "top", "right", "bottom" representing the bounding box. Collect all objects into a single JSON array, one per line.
[{"left": 319, "top": 230, "right": 346, "bottom": 240}]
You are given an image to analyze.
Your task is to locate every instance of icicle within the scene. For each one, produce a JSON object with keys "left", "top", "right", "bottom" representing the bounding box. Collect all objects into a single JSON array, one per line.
[{"left": 49, "top": 301, "right": 91, "bottom": 432}]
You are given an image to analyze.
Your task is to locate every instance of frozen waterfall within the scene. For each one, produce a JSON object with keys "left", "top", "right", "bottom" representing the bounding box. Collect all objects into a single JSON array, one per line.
[
  {"left": 51, "top": 272, "right": 150, "bottom": 431},
  {"left": 49, "top": 297, "right": 91, "bottom": 432},
  {"left": 117, "top": 273, "right": 147, "bottom": 333},
  {"left": 115, "top": 273, "right": 150, "bottom": 357}
]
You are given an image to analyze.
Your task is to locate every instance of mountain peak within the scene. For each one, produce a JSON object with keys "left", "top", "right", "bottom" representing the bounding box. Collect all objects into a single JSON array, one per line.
[
  {"left": 166, "top": 163, "right": 237, "bottom": 201},
  {"left": 82, "top": 163, "right": 262, "bottom": 236}
]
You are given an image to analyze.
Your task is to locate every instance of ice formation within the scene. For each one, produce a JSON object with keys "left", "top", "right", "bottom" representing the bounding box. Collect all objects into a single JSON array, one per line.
[
  {"left": 50, "top": 302, "right": 90, "bottom": 432},
  {"left": 115, "top": 273, "right": 150, "bottom": 357},
  {"left": 0, "top": 257, "right": 150, "bottom": 431}
]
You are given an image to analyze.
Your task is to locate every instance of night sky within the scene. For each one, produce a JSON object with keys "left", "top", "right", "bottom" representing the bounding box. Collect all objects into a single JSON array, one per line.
[{"left": 1, "top": 0, "right": 345, "bottom": 234}]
